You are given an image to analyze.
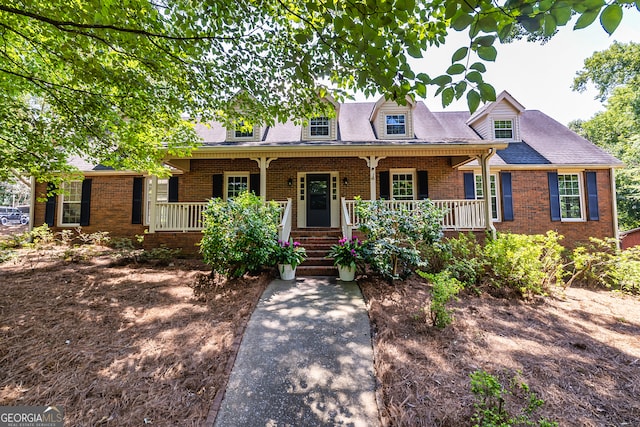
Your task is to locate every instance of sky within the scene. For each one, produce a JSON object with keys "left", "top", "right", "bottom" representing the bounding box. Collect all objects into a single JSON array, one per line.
[{"left": 411, "top": 10, "right": 640, "bottom": 126}]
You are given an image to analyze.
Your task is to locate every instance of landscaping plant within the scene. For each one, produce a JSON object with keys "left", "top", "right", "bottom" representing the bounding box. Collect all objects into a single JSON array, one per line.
[
  {"left": 274, "top": 238, "right": 307, "bottom": 268},
  {"left": 327, "top": 236, "right": 364, "bottom": 269},
  {"left": 418, "top": 270, "right": 463, "bottom": 328}
]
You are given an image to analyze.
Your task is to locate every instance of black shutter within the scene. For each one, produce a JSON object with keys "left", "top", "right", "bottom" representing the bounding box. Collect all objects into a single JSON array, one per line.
[
  {"left": 501, "top": 172, "right": 514, "bottom": 221},
  {"left": 548, "top": 172, "right": 561, "bottom": 221},
  {"left": 44, "top": 183, "right": 57, "bottom": 226},
  {"left": 586, "top": 171, "right": 600, "bottom": 221},
  {"left": 379, "top": 171, "right": 390, "bottom": 200},
  {"left": 212, "top": 174, "right": 223, "bottom": 199},
  {"left": 132, "top": 177, "right": 144, "bottom": 224},
  {"left": 79, "top": 179, "right": 92, "bottom": 226},
  {"left": 250, "top": 173, "right": 260, "bottom": 196},
  {"left": 463, "top": 172, "right": 475, "bottom": 199},
  {"left": 168, "top": 177, "right": 179, "bottom": 202},
  {"left": 417, "top": 171, "right": 428, "bottom": 200}
]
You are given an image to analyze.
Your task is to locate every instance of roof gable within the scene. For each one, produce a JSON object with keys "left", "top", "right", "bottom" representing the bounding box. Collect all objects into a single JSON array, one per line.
[{"left": 467, "top": 90, "right": 525, "bottom": 126}]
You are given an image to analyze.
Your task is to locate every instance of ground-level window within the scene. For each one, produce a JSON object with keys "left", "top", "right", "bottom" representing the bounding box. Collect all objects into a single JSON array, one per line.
[
  {"left": 145, "top": 178, "right": 168, "bottom": 225},
  {"left": 558, "top": 173, "right": 583, "bottom": 220},
  {"left": 310, "top": 117, "right": 330, "bottom": 136},
  {"left": 391, "top": 169, "right": 415, "bottom": 200},
  {"left": 226, "top": 174, "right": 249, "bottom": 199},
  {"left": 474, "top": 174, "right": 500, "bottom": 221},
  {"left": 493, "top": 119, "right": 513, "bottom": 139},
  {"left": 386, "top": 114, "right": 406, "bottom": 135},
  {"left": 60, "top": 181, "right": 82, "bottom": 226}
]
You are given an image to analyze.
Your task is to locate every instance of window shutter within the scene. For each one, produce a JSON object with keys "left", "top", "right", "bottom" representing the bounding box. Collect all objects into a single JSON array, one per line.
[
  {"left": 463, "top": 172, "right": 475, "bottom": 200},
  {"left": 79, "top": 179, "right": 92, "bottom": 226},
  {"left": 44, "top": 183, "right": 57, "bottom": 226},
  {"left": 586, "top": 171, "right": 600, "bottom": 221},
  {"left": 168, "top": 177, "right": 179, "bottom": 202},
  {"left": 501, "top": 172, "right": 514, "bottom": 221},
  {"left": 379, "top": 171, "right": 390, "bottom": 200},
  {"left": 417, "top": 171, "right": 428, "bottom": 200},
  {"left": 132, "top": 177, "right": 144, "bottom": 224},
  {"left": 250, "top": 173, "right": 260, "bottom": 196},
  {"left": 212, "top": 174, "right": 223, "bottom": 198},
  {"left": 548, "top": 172, "right": 561, "bottom": 221}
]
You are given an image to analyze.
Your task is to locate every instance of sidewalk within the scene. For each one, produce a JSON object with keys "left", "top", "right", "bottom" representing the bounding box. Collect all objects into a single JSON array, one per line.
[{"left": 210, "top": 277, "right": 379, "bottom": 427}]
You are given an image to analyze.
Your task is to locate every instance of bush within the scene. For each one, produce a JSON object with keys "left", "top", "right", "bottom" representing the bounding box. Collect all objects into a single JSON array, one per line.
[
  {"left": 200, "top": 192, "right": 280, "bottom": 278},
  {"left": 355, "top": 197, "right": 446, "bottom": 281},
  {"left": 484, "top": 232, "right": 565, "bottom": 298},
  {"left": 418, "top": 270, "right": 463, "bottom": 328}
]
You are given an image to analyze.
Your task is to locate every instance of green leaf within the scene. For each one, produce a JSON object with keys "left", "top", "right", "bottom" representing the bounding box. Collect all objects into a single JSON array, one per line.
[
  {"left": 407, "top": 44, "right": 423, "bottom": 58},
  {"left": 415, "top": 82, "right": 427, "bottom": 98},
  {"left": 451, "top": 12, "right": 474, "bottom": 31},
  {"left": 477, "top": 46, "right": 497, "bottom": 61},
  {"left": 469, "top": 62, "right": 486, "bottom": 72},
  {"left": 451, "top": 46, "right": 468, "bottom": 63},
  {"left": 543, "top": 14, "right": 557, "bottom": 36},
  {"left": 497, "top": 22, "right": 513, "bottom": 42},
  {"left": 455, "top": 81, "right": 467, "bottom": 99},
  {"left": 466, "top": 71, "right": 483, "bottom": 83},
  {"left": 479, "top": 83, "right": 496, "bottom": 101},
  {"left": 550, "top": 3, "right": 573, "bottom": 25},
  {"left": 431, "top": 74, "right": 453, "bottom": 87},
  {"left": 445, "top": 1, "right": 458, "bottom": 19},
  {"left": 600, "top": 4, "right": 623, "bottom": 35},
  {"left": 467, "top": 89, "right": 481, "bottom": 113},
  {"left": 474, "top": 35, "right": 496, "bottom": 47},
  {"left": 446, "top": 63, "right": 466, "bottom": 75},
  {"left": 574, "top": 8, "right": 601, "bottom": 29},
  {"left": 478, "top": 15, "right": 498, "bottom": 33},
  {"left": 294, "top": 33, "right": 309, "bottom": 44},
  {"left": 417, "top": 72, "right": 431, "bottom": 84},
  {"left": 442, "top": 87, "right": 455, "bottom": 107}
]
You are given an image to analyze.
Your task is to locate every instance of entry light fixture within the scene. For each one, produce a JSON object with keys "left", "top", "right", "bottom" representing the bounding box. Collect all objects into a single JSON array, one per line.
[
  {"left": 342, "top": 177, "right": 348, "bottom": 186},
  {"left": 287, "top": 177, "right": 293, "bottom": 187}
]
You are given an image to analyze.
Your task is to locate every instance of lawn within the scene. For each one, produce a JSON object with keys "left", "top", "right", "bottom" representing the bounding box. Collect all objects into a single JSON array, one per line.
[{"left": 1, "top": 237, "right": 639, "bottom": 426}]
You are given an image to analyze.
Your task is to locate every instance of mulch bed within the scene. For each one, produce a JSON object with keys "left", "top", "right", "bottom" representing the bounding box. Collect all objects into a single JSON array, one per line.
[
  {"left": 0, "top": 247, "right": 271, "bottom": 426},
  {"left": 360, "top": 275, "right": 640, "bottom": 426}
]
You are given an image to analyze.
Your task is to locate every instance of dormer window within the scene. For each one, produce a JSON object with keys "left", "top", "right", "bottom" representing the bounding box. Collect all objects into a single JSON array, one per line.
[
  {"left": 234, "top": 122, "right": 254, "bottom": 138},
  {"left": 386, "top": 114, "right": 406, "bottom": 135},
  {"left": 493, "top": 119, "right": 514, "bottom": 139},
  {"left": 310, "top": 117, "right": 330, "bottom": 136}
]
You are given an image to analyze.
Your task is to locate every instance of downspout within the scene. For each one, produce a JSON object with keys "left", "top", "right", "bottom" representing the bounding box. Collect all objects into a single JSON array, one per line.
[
  {"left": 29, "top": 176, "right": 36, "bottom": 232},
  {"left": 149, "top": 176, "right": 157, "bottom": 233},
  {"left": 480, "top": 148, "right": 497, "bottom": 239},
  {"left": 610, "top": 167, "right": 620, "bottom": 249}
]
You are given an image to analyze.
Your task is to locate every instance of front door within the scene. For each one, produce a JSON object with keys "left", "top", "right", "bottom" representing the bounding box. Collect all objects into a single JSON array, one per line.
[{"left": 306, "top": 174, "right": 331, "bottom": 227}]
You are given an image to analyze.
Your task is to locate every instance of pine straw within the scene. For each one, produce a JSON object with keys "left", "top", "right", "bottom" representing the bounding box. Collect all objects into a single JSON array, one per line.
[
  {"left": 0, "top": 248, "right": 271, "bottom": 426},
  {"left": 360, "top": 276, "right": 640, "bottom": 427}
]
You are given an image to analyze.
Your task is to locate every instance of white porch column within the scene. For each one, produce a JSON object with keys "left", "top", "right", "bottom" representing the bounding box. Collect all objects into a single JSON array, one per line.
[
  {"left": 251, "top": 157, "right": 277, "bottom": 201},
  {"left": 611, "top": 167, "right": 620, "bottom": 249},
  {"left": 360, "top": 156, "right": 386, "bottom": 200},
  {"left": 479, "top": 149, "right": 496, "bottom": 238},
  {"left": 149, "top": 176, "right": 157, "bottom": 233}
]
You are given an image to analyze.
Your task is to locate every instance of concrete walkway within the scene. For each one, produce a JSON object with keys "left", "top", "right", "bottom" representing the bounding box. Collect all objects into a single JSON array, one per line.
[{"left": 212, "top": 277, "right": 379, "bottom": 427}]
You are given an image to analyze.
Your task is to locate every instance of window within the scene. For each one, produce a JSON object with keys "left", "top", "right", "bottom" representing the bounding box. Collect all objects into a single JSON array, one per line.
[
  {"left": 558, "top": 173, "right": 583, "bottom": 220},
  {"left": 310, "top": 117, "right": 330, "bottom": 136},
  {"left": 386, "top": 114, "right": 406, "bottom": 135},
  {"left": 226, "top": 174, "right": 249, "bottom": 199},
  {"left": 59, "top": 181, "right": 82, "bottom": 225},
  {"left": 391, "top": 170, "right": 414, "bottom": 200},
  {"left": 474, "top": 174, "right": 500, "bottom": 221},
  {"left": 234, "top": 122, "right": 254, "bottom": 138},
  {"left": 494, "top": 119, "right": 513, "bottom": 139},
  {"left": 145, "top": 178, "right": 168, "bottom": 225}
]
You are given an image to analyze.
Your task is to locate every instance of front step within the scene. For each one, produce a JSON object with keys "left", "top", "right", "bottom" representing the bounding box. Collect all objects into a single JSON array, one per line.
[{"left": 289, "top": 229, "right": 341, "bottom": 276}]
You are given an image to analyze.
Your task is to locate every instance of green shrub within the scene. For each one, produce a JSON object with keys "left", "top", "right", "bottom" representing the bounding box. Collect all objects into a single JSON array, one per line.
[
  {"left": 470, "top": 370, "right": 558, "bottom": 427},
  {"left": 483, "top": 232, "right": 564, "bottom": 298},
  {"left": 418, "top": 270, "right": 462, "bottom": 328},
  {"left": 200, "top": 192, "right": 280, "bottom": 278},
  {"left": 355, "top": 197, "right": 446, "bottom": 281}
]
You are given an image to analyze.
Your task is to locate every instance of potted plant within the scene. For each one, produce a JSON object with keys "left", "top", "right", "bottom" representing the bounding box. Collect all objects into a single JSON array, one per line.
[
  {"left": 327, "top": 236, "right": 363, "bottom": 281},
  {"left": 275, "top": 238, "right": 307, "bottom": 280}
]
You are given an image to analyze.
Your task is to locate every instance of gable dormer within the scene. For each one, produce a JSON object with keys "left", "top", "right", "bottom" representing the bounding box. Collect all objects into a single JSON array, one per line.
[
  {"left": 302, "top": 95, "right": 340, "bottom": 141},
  {"left": 370, "top": 95, "right": 415, "bottom": 140},
  {"left": 466, "top": 91, "right": 524, "bottom": 142},
  {"left": 226, "top": 120, "right": 263, "bottom": 142},
  {"left": 224, "top": 91, "right": 264, "bottom": 142}
]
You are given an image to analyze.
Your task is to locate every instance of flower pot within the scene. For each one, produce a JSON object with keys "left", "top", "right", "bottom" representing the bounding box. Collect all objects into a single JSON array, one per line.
[
  {"left": 337, "top": 265, "right": 356, "bottom": 281},
  {"left": 278, "top": 263, "right": 296, "bottom": 280}
]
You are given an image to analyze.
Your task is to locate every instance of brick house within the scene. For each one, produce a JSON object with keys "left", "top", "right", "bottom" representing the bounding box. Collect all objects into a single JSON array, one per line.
[{"left": 32, "top": 91, "right": 622, "bottom": 256}]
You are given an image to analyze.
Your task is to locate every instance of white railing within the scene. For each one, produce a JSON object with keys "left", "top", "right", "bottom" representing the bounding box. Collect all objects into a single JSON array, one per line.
[
  {"left": 278, "top": 198, "right": 293, "bottom": 242},
  {"left": 153, "top": 200, "right": 290, "bottom": 233},
  {"left": 341, "top": 197, "right": 353, "bottom": 240},
  {"left": 342, "top": 199, "right": 486, "bottom": 231}
]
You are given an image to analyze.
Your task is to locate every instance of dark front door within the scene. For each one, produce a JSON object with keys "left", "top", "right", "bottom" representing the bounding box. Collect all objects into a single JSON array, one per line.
[{"left": 306, "top": 174, "right": 331, "bottom": 227}]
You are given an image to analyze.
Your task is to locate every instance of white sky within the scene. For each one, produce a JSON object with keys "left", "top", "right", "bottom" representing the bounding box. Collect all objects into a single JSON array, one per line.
[{"left": 397, "top": 11, "right": 640, "bottom": 126}]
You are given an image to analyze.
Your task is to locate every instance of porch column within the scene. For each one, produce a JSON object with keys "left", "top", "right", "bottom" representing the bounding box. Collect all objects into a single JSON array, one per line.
[
  {"left": 611, "top": 167, "right": 620, "bottom": 249},
  {"left": 149, "top": 176, "right": 157, "bottom": 233},
  {"left": 360, "top": 156, "right": 386, "bottom": 200},
  {"left": 251, "top": 157, "right": 277, "bottom": 201},
  {"left": 479, "top": 149, "right": 496, "bottom": 238}
]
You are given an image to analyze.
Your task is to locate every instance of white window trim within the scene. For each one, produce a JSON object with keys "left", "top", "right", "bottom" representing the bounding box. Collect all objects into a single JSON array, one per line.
[
  {"left": 308, "top": 117, "right": 331, "bottom": 139},
  {"left": 58, "top": 181, "right": 82, "bottom": 227},
  {"left": 227, "top": 122, "right": 261, "bottom": 142},
  {"left": 224, "top": 172, "right": 250, "bottom": 200},
  {"left": 390, "top": 168, "right": 416, "bottom": 200},
  {"left": 145, "top": 177, "right": 169, "bottom": 226},
  {"left": 474, "top": 173, "right": 501, "bottom": 222},
  {"left": 558, "top": 172, "right": 585, "bottom": 222},
  {"left": 492, "top": 117, "right": 515, "bottom": 141},
  {"left": 385, "top": 114, "right": 407, "bottom": 137}
]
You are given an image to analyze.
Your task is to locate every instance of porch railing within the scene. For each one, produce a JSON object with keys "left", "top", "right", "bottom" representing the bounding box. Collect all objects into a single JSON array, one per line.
[
  {"left": 341, "top": 199, "right": 486, "bottom": 238},
  {"left": 152, "top": 200, "right": 290, "bottom": 233},
  {"left": 277, "top": 198, "right": 293, "bottom": 242}
]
